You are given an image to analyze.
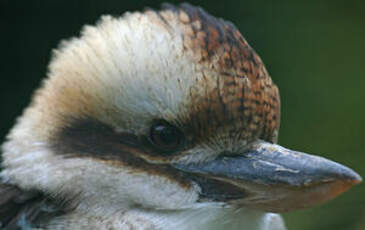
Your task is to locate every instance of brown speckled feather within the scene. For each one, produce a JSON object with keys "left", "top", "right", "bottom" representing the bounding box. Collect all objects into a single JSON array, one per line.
[{"left": 158, "top": 3, "right": 280, "bottom": 144}]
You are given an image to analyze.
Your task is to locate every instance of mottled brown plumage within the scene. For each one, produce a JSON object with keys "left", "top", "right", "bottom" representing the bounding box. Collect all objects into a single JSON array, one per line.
[{"left": 158, "top": 4, "right": 280, "bottom": 144}]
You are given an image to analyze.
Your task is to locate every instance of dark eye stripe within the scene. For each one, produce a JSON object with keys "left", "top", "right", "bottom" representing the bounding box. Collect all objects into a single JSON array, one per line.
[{"left": 51, "top": 117, "right": 192, "bottom": 189}]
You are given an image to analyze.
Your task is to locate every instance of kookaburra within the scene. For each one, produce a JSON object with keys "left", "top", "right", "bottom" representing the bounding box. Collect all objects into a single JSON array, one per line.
[{"left": 0, "top": 3, "right": 361, "bottom": 230}]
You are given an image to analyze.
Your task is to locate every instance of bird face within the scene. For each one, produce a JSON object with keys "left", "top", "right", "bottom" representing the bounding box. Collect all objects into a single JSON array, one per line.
[{"left": 1, "top": 3, "right": 361, "bottom": 215}]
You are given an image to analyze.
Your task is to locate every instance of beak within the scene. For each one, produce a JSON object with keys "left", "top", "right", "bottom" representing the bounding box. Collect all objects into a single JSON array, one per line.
[{"left": 173, "top": 141, "right": 362, "bottom": 212}]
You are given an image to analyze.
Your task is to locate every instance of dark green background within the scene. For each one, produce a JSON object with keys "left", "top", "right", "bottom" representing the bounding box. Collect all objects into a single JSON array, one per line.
[{"left": 0, "top": 0, "right": 364, "bottom": 229}]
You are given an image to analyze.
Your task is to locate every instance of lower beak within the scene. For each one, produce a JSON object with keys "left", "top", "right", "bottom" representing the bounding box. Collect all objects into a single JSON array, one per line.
[{"left": 173, "top": 141, "right": 362, "bottom": 212}]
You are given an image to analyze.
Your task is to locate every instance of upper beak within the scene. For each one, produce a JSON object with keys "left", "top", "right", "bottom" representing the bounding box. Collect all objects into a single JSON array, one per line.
[{"left": 173, "top": 141, "right": 362, "bottom": 212}]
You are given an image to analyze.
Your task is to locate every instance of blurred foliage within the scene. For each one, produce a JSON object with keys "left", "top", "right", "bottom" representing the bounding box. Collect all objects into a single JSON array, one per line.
[{"left": 0, "top": 0, "right": 364, "bottom": 229}]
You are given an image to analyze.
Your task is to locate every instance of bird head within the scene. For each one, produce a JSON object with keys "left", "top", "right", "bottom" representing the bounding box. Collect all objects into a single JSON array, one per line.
[{"left": 1, "top": 3, "right": 361, "bottom": 215}]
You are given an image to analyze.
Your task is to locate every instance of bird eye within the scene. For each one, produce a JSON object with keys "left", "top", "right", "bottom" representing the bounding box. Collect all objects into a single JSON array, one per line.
[{"left": 149, "top": 121, "right": 184, "bottom": 152}]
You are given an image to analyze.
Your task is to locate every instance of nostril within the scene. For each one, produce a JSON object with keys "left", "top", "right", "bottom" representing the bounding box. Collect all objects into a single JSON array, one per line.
[
  {"left": 217, "top": 150, "right": 252, "bottom": 162},
  {"left": 218, "top": 151, "right": 246, "bottom": 159}
]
